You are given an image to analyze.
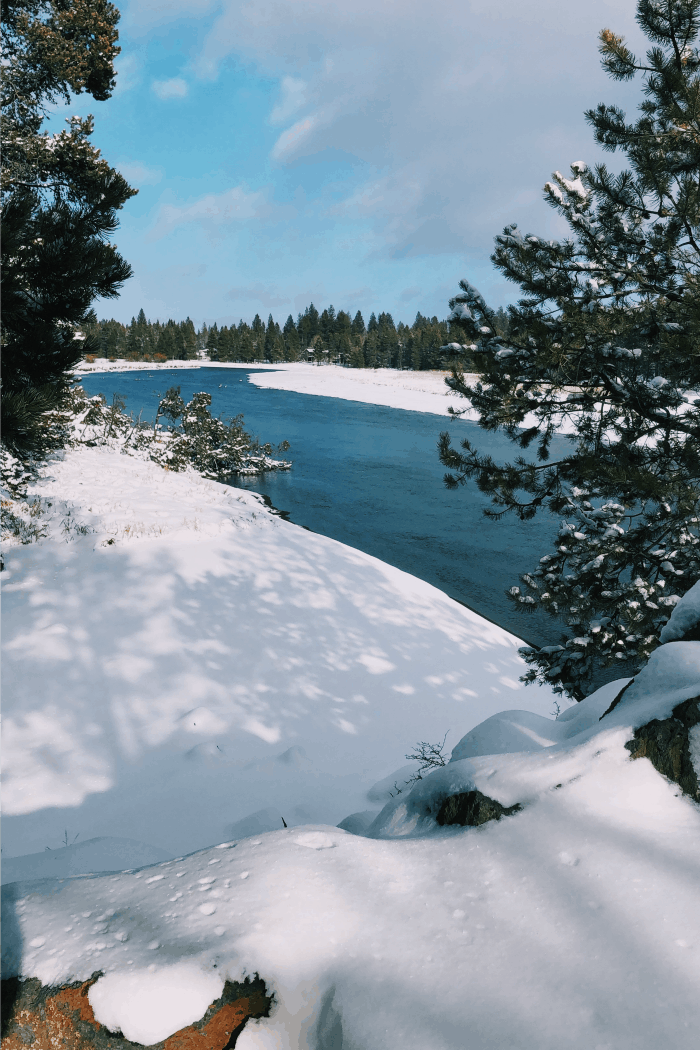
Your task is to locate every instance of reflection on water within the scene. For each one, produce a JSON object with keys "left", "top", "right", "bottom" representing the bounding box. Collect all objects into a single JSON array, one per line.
[{"left": 81, "top": 367, "right": 567, "bottom": 647}]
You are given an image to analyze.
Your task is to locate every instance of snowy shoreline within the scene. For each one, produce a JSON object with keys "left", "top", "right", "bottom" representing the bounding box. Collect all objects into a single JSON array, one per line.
[
  {"left": 3, "top": 442, "right": 561, "bottom": 863},
  {"left": 75, "top": 358, "right": 480, "bottom": 419}
]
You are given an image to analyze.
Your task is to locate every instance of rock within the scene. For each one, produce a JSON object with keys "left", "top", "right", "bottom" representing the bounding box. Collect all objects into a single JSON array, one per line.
[
  {"left": 625, "top": 694, "right": 700, "bottom": 802},
  {"left": 436, "top": 789, "right": 522, "bottom": 828},
  {"left": 1, "top": 972, "right": 271, "bottom": 1050}
]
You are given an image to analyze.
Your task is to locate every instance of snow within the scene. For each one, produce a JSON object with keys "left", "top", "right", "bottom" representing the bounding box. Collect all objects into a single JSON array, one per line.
[
  {"left": 2, "top": 444, "right": 558, "bottom": 865},
  {"left": 3, "top": 644, "right": 700, "bottom": 1049},
  {"left": 1, "top": 837, "right": 173, "bottom": 885},
  {"left": 4, "top": 388, "right": 700, "bottom": 1049},
  {"left": 246, "top": 363, "right": 480, "bottom": 418},
  {"left": 660, "top": 579, "right": 700, "bottom": 642},
  {"left": 88, "top": 963, "right": 225, "bottom": 1045}
]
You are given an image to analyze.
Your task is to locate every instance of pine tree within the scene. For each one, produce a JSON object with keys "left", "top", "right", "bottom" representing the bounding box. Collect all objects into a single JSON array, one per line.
[
  {"left": 182, "top": 318, "right": 197, "bottom": 360},
  {"left": 335, "top": 309, "right": 352, "bottom": 365},
  {"left": 351, "top": 311, "right": 366, "bottom": 339},
  {"left": 2, "top": 0, "right": 135, "bottom": 450},
  {"left": 440, "top": 0, "right": 700, "bottom": 699},
  {"left": 377, "top": 312, "right": 399, "bottom": 367},
  {"left": 283, "top": 314, "right": 301, "bottom": 361},
  {"left": 299, "top": 303, "right": 320, "bottom": 350},
  {"left": 264, "top": 315, "right": 284, "bottom": 362}
]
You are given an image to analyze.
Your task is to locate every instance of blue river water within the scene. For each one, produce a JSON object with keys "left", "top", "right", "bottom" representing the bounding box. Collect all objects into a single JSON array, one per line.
[{"left": 80, "top": 366, "right": 568, "bottom": 647}]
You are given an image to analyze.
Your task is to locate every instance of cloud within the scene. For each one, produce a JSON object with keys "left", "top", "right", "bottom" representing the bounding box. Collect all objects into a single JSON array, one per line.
[
  {"left": 148, "top": 185, "right": 269, "bottom": 240},
  {"left": 152, "top": 77, "right": 189, "bottom": 100},
  {"left": 270, "top": 77, "right": 308, "bottom": 126},
  {"left": 116, "top": 160, "right": 163, "bottom": 187},
  {"left": 186, "top": 0, "right": 645, "bottom": 258},
  {"left": 113, "top": 53, "right": 140, "bottom": 95}
]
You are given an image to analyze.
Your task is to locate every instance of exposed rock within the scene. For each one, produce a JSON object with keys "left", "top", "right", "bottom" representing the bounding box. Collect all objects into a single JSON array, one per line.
[
  {"left": 436, "top": 789, "right": 522, "bottom": 828},
  {"left": 625, "top": 694, "right": 700, "bottom": 802},
  {"left": 1, "top": 972, "right": 271, "bottom": 1050}
]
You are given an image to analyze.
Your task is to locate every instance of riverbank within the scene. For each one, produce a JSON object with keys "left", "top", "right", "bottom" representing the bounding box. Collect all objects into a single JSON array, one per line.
[
  {"left": 4, "top": 433, "right": 700, "bottom": 1050},
  {"left": 75, "top": 359, "right": 479, "bottom": 419},
  {"left": 3, "top": 441, "right": 561, "bottom": 864}
]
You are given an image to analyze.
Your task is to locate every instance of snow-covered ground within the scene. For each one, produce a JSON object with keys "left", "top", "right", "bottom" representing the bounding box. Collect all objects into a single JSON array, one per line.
[
  {"left": 245, "top": 363, "right": 480, "bottom": 418},
  {"left": 75, "top": 358, "right": 479, "bottom": 418},
  {"left": 4, "top": 387, "right": 700, "bottom": 1049},
  {"left": 3, "top": 444, "right": 559, "bottom": 865},
  {"left": 4, "top": 624, "right": 700, "bottom": 1047}
]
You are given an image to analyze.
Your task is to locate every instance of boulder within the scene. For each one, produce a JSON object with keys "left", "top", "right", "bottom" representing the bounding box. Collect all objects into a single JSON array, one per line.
[
  {"left": 625, "top": 694, "right": 700, "bottom": 802},
  {"left": 1, "top": 972, "right": 270, "bottom": 1050},
  {"left": 436, "top": 789, "right": 522, "bottom": 828}
]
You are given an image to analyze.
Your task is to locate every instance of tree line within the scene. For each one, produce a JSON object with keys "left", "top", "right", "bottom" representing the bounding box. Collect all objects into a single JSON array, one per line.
[{"left": 84, "top": 304, "right": 511, "bottom": 370}]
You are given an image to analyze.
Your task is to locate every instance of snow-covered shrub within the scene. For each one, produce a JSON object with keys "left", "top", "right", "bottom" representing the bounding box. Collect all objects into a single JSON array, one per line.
[
  {"left": 145, "top": 387, "right": 291, "bottom": 480},
  {"left": 0, "top": 384, "right": 290, "bottom": 553}
]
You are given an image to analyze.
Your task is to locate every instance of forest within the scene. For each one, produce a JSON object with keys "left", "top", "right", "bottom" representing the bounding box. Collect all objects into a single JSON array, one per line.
[{"left": 85, "top": 304, "right": 509, "bottom": 369}]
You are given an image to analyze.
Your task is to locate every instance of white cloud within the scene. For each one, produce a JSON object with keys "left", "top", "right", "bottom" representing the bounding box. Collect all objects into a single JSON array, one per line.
[
  {"left": 152, "top": 77, "right": 189, "bottom": 100},
  {"left": 116, "top": 160, "right": 163, "bottom": 187},
  {"left": 187, "top": 0, "right": 645, "bottom": 257},
  {"left": 119, "top": 0, "right": 647, "bottom": 271},
  {"left": 113, "top": 53, "right": 141, "bottom": 95},
  {"left": 148, "top": 185, "right": 270, "bottom": 240},
  {"left": 270, "top": 77, "right": 308, "bottom": 126},
  {"left": 271, "top": 114, "right": 319, "bottom": 162}
]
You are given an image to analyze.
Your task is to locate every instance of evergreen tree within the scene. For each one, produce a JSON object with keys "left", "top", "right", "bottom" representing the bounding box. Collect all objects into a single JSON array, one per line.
[
  {"left": 351, "top": 310, "right": 366, "bottom": 339},
  {"left": 377, "top": 312, "right": 399, "bottom": 367},
  {"left": 264, "top": 314, "right": 284, "bottom": 362},
  {"left": 440, "top": 0, "right": 700, "bottom": 699},
  {"left": 251, "top": 314, "right": 265, "bottom": 360},
  {"left": 335, "top": 309, "right": 352, "bottom": 365},
  {"left": 237, "top": 321, "right": 254, "bottom": 363},
  {"left": 126, "top": 317, "right": 141, "bottom": 359},
  {"left": 156, "top": 325, "right": 176, "bottom": 361},
  {"left": 2, "top": 0, "right": 135, "bottom": 450},
  {"left": 299, "top": 303, "right": 320, "bottom": 349},
  {"left": 181, "top": 318, "right": 197, "bottom": 360},
  {"left": 319, "top": 305, "right": 337, "bottom": 349},
  {"left": 283, "top": 314, "right": 301, "bottom": 361},
  {"left": 205, "top": 322, "right": 219, "bottom": 359}
]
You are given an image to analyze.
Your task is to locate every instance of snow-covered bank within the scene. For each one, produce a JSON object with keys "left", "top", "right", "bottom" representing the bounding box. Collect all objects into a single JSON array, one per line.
[
  {"left": 4, "top": 643, "right": 699, "bottom": 1050},
  {"left": 2, "top": 444, "right": 558, "bottom": 863},
  {"left": 74, "top": 358, "right": 479, "bottom": 418},
  {"left": 4, "top": 440, "right": 700, "bottom": 1049},
  {"left": 246, "top": 363, "right": 480, "bottom": 418}
]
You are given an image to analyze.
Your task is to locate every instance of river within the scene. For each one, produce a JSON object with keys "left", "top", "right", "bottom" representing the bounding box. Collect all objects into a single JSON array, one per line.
[{"left": 80, "top": 366, "right": 567, "bottom": 648}]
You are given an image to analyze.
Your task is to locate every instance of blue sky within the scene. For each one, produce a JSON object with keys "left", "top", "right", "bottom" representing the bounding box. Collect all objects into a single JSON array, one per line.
[{"left": 52, "top": 1, "right": 646, "bottom": 327}]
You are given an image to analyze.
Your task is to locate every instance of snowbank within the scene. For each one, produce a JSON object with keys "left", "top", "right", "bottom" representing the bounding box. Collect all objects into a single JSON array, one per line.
[
  {"left": 2, "top": 444, "right": 559, "bottom": 865},
  {"left": 246, "top": 363, "right": 481, "bottom": 418},
  {"left": 5, "top": 431, "right": 699, "bottom": 1050},
  {"left": 3, "top": 643, "right": 699, "bottom": 1049}
]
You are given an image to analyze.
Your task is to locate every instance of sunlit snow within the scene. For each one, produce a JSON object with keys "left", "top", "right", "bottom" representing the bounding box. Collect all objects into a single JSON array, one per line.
[{"left": 4, "top": 366, "right": 699, "bottom": 1049}]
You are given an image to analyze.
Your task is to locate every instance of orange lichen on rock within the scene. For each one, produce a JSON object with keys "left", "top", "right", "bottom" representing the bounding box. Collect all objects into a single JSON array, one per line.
[
  {"left": 163, "top": 996, "right": 255, "bottom": 1050},
  {"left": 2, "top": 974, "right": 271, "bottom": 1050},
  {"left": 1, "top": 975, "right": 101, "bottom": 1050}
]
